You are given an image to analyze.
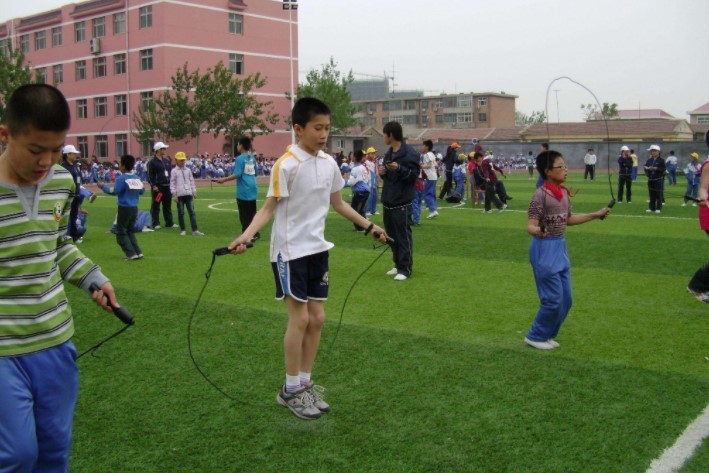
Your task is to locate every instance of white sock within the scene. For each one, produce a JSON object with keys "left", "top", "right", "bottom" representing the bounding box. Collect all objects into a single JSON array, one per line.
[
  {"left": 299, "top": 371, "right": 311, "bottom": 386},
  {"left": 285, "top": 374, "right": 300, "bottom": 393}
]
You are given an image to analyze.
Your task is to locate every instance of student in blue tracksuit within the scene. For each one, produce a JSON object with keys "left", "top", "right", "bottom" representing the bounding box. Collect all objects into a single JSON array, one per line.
[
  {"left": 524, "top": 150, "right": 610, "bottom": 350},
  {"left": 101, "top": 154, "right": 145, "bottom": 259}
]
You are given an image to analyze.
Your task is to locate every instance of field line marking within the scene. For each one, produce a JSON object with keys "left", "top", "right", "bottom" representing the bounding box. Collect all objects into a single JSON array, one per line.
[
  {"left": 645, "top": 402, "right": 709, "bottom": 473},
  {"left": 208, "top": 202, "right": 238, "bottom": 212}
]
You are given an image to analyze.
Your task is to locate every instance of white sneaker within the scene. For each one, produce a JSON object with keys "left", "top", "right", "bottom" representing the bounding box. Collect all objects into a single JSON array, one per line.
[
  {"left": 645, "top": 210, "right": 652, "bottom": 213},
  {"left": 524, "top": 337, "right": 556, "bottom": 350},
  {"left": 692, "top": 203, "right": 697, "bottom": 207},
  {"left": 192, "top": 230, "right": 205, "bottom": 236},
  {"left": 682, "top": 203, "right": 687, "bottom": 207},
  {"left": 180, "top": 231, "right": 186, "bottom": 236},
  {"left": 394, "top": 274, "right": 408, "bottom": 281},
  {"left": 386, "top": 268, "right": 398, "bottom": 276},
  {"left": 547, "top": 340, "right": 560, "bottom": 348},
  {"left": 427, "top": 211, "right": 439, "bottom": 219},
  {"left": 655, "top": 210, "right": 661, "bottom": 213},
  {"left": 502, "top": 204, "right": 508, "bottom": 209},
  {"left": 154, "top": 225, "right": 161, "bottom": 230}
]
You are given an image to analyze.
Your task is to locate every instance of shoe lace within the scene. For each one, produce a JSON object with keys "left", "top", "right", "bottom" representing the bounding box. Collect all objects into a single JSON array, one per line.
[
  {"left": 297, "top": 389, "right": 317, "bottom": 408},
  {"left": 308, "top": 384, "right": 326, "bottom": 403}
]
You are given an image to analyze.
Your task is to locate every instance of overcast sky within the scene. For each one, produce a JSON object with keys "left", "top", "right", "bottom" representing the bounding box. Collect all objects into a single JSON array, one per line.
[{"left": 3, "top": 0, "right": 707, "bottom": 122}]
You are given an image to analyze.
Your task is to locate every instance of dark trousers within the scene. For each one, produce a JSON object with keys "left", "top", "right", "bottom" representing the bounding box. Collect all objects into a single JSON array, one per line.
[
  {"left": 67, "top": 198, "right": 81, "bottom": 241},
  {"left": 584, "top": 165, "right": 595, "bottom": 180},
  {"left": 618, "top": 176, "right": 632, "bottom": 202},
  {"left": 494, "top": 181, "right": 509, "bottom": 203},
  {"left": 350, "top": 191, "right": 370, "bottom": 230},
  {"left": 116, "top": 206, "right": 142, "bottom": 257},
  {"left": 176, "top": 195, "right": 198, "bottom": 232},
  {"left": 688, "top": 231, "right": 709, "bottom": 293},
  {"left": 439, "top": 170, "right": 453, "bottom": 199},
  {"left": 237, "top": 199, "right": 259, "bottom": 238},
  {"left": 383, "top": 204, "right": 413, "bottom": 277},
  {"left": 151, "top": 185, "right": 173, "bottom": 227},
  {"left": 648, "top": 181, "right": 663, "bottom": 211},
  {"left": 484, "top": 183, "right": 503, "bottom": 211}
]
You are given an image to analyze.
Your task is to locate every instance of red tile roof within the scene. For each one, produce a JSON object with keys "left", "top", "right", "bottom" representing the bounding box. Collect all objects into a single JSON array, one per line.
[{"left": 689, "top": 103, "right": 709, "bottom": 114}]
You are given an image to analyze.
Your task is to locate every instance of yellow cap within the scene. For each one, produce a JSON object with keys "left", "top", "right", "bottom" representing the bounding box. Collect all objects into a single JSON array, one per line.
[
  {"left": 366, "top": 147, "right": 377, "bottom": 154},
  {"left": 174, "top": 151, "right": 187, "bottom": 160},
  {"left": 690, "top": 152, "right": 699, "bottom": 159}
]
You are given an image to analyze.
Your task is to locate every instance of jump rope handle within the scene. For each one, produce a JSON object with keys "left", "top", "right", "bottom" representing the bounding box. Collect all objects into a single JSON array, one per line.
[
  {"left": 89, "top": 283, "right": 134, "bottom": 325},
  {"left": 213, "top": 243, "right": 253, "bottom": 256},
  {"left": 600, "top": 198, "right": 616, "bottom": 220},
  {"left": 373, "top": 231, "right": 395, "bottom": 245}
]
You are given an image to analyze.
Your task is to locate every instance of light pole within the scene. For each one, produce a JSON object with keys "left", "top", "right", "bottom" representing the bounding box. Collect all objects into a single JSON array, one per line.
[{"left": 283, "top": 1, "right": 298, "bottom": 143}]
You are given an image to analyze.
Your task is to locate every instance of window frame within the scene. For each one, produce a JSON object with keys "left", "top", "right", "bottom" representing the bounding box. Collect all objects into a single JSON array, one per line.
[
  {"left": 139, "top": 6, "right": 153, "bottom": 29},
  {"left": 75, "top": 21, "right": 86, "bottom": 42}
]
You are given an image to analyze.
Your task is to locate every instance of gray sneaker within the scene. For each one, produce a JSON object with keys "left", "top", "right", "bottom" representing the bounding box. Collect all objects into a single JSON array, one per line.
[
  {"left": 276, "top": 386, "right": 321, "bottom": 419},
  {"left": 304, "top": 383, "right": 330, "bottom": 413}
]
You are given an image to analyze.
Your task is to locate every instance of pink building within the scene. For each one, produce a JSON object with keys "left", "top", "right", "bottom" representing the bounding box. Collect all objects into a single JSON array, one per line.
[{"left": 0, "top": 0, "right": 298, "bottom": 159}]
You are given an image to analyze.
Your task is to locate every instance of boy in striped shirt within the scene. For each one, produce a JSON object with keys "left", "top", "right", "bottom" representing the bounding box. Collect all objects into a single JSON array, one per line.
[{"left": 0, "top": 84, "right": 123, "bottom": 470}]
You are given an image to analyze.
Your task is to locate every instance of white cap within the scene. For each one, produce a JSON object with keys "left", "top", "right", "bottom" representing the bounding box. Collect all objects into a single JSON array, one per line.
[
  {"left": 620, "top": 146, "right": 630, "bottom": 151},
  {"left": 62, "top": 144, "right": 79, "bottom": 155},
  {"left": 647, "top": 144, "right": 661, "bottom": 152},
  {"left": 153, "top": 141, "right": 169, "bottom": 151}
]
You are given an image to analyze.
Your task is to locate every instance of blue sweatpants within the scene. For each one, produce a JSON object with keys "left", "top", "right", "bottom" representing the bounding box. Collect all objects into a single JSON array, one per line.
[
  {"left": 0, "top": 341, "right": 79, "bottom": 473},
  {"left": 365, "top": 172, "right": 379, "bottom": 215},
  {"left": 527, "top": 236, "right": 573, "bottom": 342}
]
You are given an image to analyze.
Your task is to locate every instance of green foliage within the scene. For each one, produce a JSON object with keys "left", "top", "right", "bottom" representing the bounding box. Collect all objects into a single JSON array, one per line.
[
  {"left": 0, "top": 47, "right": 40, "bottom": 117},
  {"left": 132, "top": 62, "right": 279, "bottom": 153},
  {"left": 515, "top": 110, "right": 547, "bottom": 126},
  {"left": 67, "top": 173, "right": 708, "bottom": 472},
  {"left": 581, "top": 102, "right": 620, "bottom": 120},
  {"left": 294, "top": 57, "right": 359, "bottom": 132}
]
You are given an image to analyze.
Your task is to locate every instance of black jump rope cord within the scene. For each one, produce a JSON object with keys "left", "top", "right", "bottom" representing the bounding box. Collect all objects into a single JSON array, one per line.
[
  {"left": 77, "top": 284, "right": 134, "bottom": 359},
  {"left": 189, "top": 236, "right": 391, "bottom": 401}
]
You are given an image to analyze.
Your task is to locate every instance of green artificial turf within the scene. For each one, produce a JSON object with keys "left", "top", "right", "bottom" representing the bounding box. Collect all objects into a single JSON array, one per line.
[{"left": 66, "top": 172, "right": 708, "bottom": 472}]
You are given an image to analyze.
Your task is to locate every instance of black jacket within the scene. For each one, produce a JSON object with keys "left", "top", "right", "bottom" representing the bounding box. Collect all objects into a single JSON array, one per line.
[
  {"left": 148, "top": 156, "right": 172, "bottom": 187},
  {"left": 381, "top": 143, "right": 420, "bottom": 206}
]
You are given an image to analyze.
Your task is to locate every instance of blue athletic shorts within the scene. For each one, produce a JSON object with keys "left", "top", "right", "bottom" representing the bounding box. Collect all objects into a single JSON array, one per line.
[{"left": 271, "top": 251, "right": 329, "bottom": 302}]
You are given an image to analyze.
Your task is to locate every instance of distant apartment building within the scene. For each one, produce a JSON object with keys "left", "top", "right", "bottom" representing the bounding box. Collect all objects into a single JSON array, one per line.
[
  {"left": 353, "top": 92, "right": 517, "bottom": 132},
  {"left": 687, "top": 102, "right": 709, "bottom": 140},
  {"left": 0, "top": 0, "right": 297, "bottom": 159}
]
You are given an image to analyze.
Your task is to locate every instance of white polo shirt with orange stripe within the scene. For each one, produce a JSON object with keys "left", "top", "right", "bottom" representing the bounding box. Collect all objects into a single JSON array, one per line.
[{"left": 267, "top": 145, "right": 344, "bottom": 262}]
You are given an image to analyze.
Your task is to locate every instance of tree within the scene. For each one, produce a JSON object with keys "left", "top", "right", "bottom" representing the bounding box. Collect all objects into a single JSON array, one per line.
[
  {"left": 293, "top": 57, "right": 358, "bottom": 132},
  {"left": 581, "top": 102, "right": 619, "bottom": 121},
  {"left": 132, "top": 62, "right": 279, "bottom": 154},
  {"left": 515, "top": 110, "right": 547, "bottom": 126},
  {"left": 0, "top": 47, "right": 41, "bottom": 117}
]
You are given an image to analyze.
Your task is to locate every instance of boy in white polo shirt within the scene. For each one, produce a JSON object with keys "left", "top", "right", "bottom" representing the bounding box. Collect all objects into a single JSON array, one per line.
[{"left": 227, "top": 98, "right": 388, "bottom": 419}]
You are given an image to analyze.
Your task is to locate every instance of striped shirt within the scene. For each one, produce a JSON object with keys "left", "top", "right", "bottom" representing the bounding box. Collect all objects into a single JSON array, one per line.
[{"left": 0, "top": 165, "right": 108, "bottom": 357}]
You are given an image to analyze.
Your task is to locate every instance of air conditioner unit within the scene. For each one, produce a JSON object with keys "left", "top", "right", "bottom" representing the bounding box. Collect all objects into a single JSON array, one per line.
[{"left": 89, "top": 38, "right": 101, "bottom": 54}]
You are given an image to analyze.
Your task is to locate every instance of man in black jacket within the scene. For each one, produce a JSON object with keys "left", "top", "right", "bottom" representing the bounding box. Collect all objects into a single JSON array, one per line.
[
  {"left": 438, "top": 142, "right": 459, "bottom": 199},
  {"left": 617, "top": 145, "right": 633, "bottom": 203},
  {"left": 379, "top": 121, "right": 420, "bottom": 281},
  {"left": 147, "top": 141, "right": 175, "bottom": 229}
]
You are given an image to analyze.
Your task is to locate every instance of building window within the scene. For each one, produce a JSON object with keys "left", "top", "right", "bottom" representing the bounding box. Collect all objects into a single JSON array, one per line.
[
  {"left": 382, "top": 102, "right": 390, "bottom": 112},
  {"left": 95, "top": 135, "right": 108, "bottom": 158},
  {"left": 114, "top": 94, "right": 127, "bottom": 116},
  {"left": 369, "top": 117, "right": 377, "bottom": 127},
  {"left": 139, "top": 6, "right": 152, "bottom": 29},
  {"left": 113, "top": 53, "right": 126, "bottom": 75},
  {"left": 478, "top": 112, "right": 488, "bottom": 122},
  {"left": 77, "top": 136, "right": 88, "bottom": 157},
  {"left": 93, "top": 57, "right": 107, "bottom": 78},
  {"left": 457, "top": 112, "right": 473, "bottom": 123},
  {"left": 422, "top": 115, "right": 429, "bottom": 127},
  {"left": 389, "top": 100, "right": 402, "bottom": 111},
  {"left": 94, "top": 97, "right": 108, "bottom": 117},
  {"left": 228, "top": 13, "right": 243, "bottom": 35},
  {"left": 75, "top": 21, "right": 86, "bottom": 42},
  {"left": 115, "top": 134, "right": 128, "bottom": 156},
  {"left": 0, "top": 39, "right": 9, "bottom": 57},
  {"left": 140, "top": 91, "right": 153, "bottom": 112},
  {"left": 389, "top": 115, "right": 404, "bottom": 123},
  {"left": 368, "top": 103, "right": 376, "bottom": 113},
  {"left": 92, "top": 17, "right": 106, "bottom": 38},
  {"left": 404, "top": 100, "right": 417, "bottom": 111},
  {"left": 140, "top": 141, "right": 152, "bottom": 157},
  {"left": 403, "top": 115, "right": 418, "bottom": 125},
  {"left": 52, "top": 27, "right": 62, "bottom": 47},
  {"left": 421, "top": 101, "right": 428, "bottom": 112},
  {"left": 697, "top": 116, "right": 709, "bottom": 125},
  {"left": 140, "top": 49, "right": 153, "bottom": 71},
  {"left": 434, "top": 99, "right": 444, "bottom": 109},
  {"left": 113, "top": 12, "right": 126, "bottom": 34},
  {"left": 76, "top": 99, "right": 88, "bottom": 119},
  {"left": 34, "top": 31, "right": 46, "bottom": 50},
  {"left": 35, "top": 68, "right": 47, "bottom": 84},
  {"left": 477, "top": 97, "right": 488, "bottom": 107},
  {"left": 457, "top": 95, "right": 472, "bottom": 108},
  {"left": 436, "top": 113, "right": 456, "bottom": 124},
  {"left": 229, "top": 53, "right": 243, "bottom": 74},
  {"left": 75, "top": 60, "right": 86, "bottom": 81},
  {"left": 53, "top": 64, "right": 63, "bottom": 84},
  {"left": 20, "top": 35, "right": 30, "bottom": 53}
]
